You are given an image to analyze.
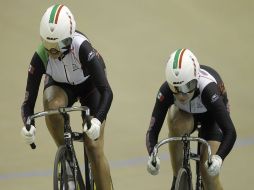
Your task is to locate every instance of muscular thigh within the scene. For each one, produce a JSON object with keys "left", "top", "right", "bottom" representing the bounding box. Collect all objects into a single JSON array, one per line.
[
  {"left": 167, "top": 105, "right": 195, "bottom": 135},
  {"left": 43, "top": 75, "right": 77, "bottom": 108},
  {"left": 43, "top": 85, "right": 69, "bottom": 110}
]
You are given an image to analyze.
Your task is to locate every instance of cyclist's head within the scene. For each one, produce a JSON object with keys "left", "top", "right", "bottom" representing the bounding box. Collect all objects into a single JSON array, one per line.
[
  {"left": 40, "top": 4, "right": 76, "bottom": 58},
  {"left": 165, "top": 49, "right": 200, "bottom": 100}
]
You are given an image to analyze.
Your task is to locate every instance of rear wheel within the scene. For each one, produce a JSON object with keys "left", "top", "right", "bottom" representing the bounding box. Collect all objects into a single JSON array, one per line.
[{"left": 175, "top": 168, "right": 192, "bottom": 190}]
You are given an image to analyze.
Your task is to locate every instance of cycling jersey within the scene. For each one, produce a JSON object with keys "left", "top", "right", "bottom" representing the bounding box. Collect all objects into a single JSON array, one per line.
[
  {"left": 44, "top": 32, "right": 90, "bottom": 85},
  {"left": 146, "top": 65, "right": 236, "bottom": 160},
  {"left": 21, "top": 31, "right": 113, "bottom": 125}
]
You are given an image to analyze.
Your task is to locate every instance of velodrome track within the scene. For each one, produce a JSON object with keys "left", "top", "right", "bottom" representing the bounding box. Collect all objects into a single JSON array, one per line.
[{"left": 1, "top": 0, "right": 253, "bottom": 189}]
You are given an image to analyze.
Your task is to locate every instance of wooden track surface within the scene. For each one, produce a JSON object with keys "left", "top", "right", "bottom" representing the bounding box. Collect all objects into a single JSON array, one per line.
[{"left": 0, "top": 0, "right": 253, "bottom": 189}]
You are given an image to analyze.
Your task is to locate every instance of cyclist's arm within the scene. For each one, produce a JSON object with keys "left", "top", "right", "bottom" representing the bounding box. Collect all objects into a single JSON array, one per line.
[
  {"left": 79, "top": 41, "right": 113, "bottom": 122},
  {"left": 21, "top": 52, "right": 45, "bottom": 125},
  {"left": 202, "top": 82, "right": 237, "bottom": 160},
  {"left": 146, "top": 82, "right": 174, "bottom": 155}
]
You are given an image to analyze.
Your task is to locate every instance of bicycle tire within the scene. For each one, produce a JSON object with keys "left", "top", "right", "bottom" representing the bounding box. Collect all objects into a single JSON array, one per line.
[
  {"left": 175, "top": 168, "right": 192, "bottom": 190},
  {"left": 53, "top": 146, "right": 69, "bottom": 190},
  {"left": 54, "top": 145, "right": 87, "bottom": 190}
]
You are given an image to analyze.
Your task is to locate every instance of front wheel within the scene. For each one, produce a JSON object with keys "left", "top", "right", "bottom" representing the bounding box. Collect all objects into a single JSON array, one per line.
[
  {"left": 175, "top": 168, "right": 192, "bottom": 190},
  {"left": 53, "top": 146, "right": 69, "bottom": 190}
]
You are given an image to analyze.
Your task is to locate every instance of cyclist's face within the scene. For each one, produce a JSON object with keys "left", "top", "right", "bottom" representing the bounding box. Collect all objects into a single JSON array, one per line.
[
  {"left": 173, "top": 91, "right": 195, "bottom": 104},
  {"left": 41, "top": 37, "right": 72, "bottom": 59},
  {"left": 43, "top": 41, "right": 62, "bottom": 59}
]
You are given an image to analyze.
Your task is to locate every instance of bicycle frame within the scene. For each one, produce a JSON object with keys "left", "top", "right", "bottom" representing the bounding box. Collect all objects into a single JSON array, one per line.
[
  {"left": 26, "top": 106, "right": 92, "bottom": 190},
  {"left": 151, "top": 134, "right": 212, "bottom": 190},
  {"left": 61, "top": 111, "right": 86, "bottom": 190}
]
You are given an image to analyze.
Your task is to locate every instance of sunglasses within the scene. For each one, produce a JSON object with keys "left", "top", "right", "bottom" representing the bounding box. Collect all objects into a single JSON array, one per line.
[
  {"left": 43, "top": 37, "right": 73, "bottom": 55},
  {"left": 169, "top": 79, "right": 197, "bottom": 95}
]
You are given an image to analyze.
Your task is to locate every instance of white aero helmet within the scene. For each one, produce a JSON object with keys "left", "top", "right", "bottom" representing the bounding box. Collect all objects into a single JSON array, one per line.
[
  {"left": 165, "top": 48, "right": 200, "bottom": 94},
  {"left": 40, "top": 4, "right": 76, "bottom": 53}
]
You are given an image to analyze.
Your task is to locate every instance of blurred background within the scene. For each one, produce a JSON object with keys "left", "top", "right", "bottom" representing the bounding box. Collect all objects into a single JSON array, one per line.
[{"left": 0, "top": 0, "right": 253, "bottom": 189}]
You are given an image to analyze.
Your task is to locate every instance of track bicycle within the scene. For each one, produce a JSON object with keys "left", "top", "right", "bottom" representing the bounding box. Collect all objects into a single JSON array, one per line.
[
  {"left": 26, "top": 106, "right": 95, "bottom": 190},
  {"left": 151, "top": 134, "right": 212, "bottom": 190}
]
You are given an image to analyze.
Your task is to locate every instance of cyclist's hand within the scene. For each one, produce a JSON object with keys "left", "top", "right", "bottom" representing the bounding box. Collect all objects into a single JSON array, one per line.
[
  {"left": 147, "top": 155, "right": 160, "bottom": 175},
  {"left": 21, "top": 125, "right": 36, "bottom": 145},
  {"left": 205, "top": 155, "right": 222, "bottom": 176},
  {"left": 83, "top": 118, "right": 101, "bottom": 140}
]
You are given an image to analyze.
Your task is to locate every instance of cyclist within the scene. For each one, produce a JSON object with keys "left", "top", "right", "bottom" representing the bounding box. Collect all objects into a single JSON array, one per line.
[
  {"left": 146, "top": 49, "right": 236, "bottom": 190},
  {"left": 20, "top": 4, "right": 113, "bottom": 190}
]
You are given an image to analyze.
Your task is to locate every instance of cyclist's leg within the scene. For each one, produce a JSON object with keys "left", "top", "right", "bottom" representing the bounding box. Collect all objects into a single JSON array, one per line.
[
  {"left": 200, "top": 141, "right": 223, "bottom": 190},
  {"left": 43, "top": 76, "right": 75, "bottom": 147},
  {"left": 167, "top": 105, "right": 194, "bottom": 183},
  {"left": 79, "top": 83, "right": 112, "bottom": 190},
  {"left": 84, "top": 123, "right": 112, "bottom": 190},
  {"left": 199, "top": 116, "right": 223, "bottom": 190}
]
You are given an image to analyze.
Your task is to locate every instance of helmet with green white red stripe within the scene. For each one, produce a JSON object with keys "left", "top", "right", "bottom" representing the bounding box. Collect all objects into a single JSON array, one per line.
[
  {"left": 40, "top": 4, "right": 76, "bottom": 44},
  {"left": 165, "top": 49, "right": 200, "bottom": 94}
]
